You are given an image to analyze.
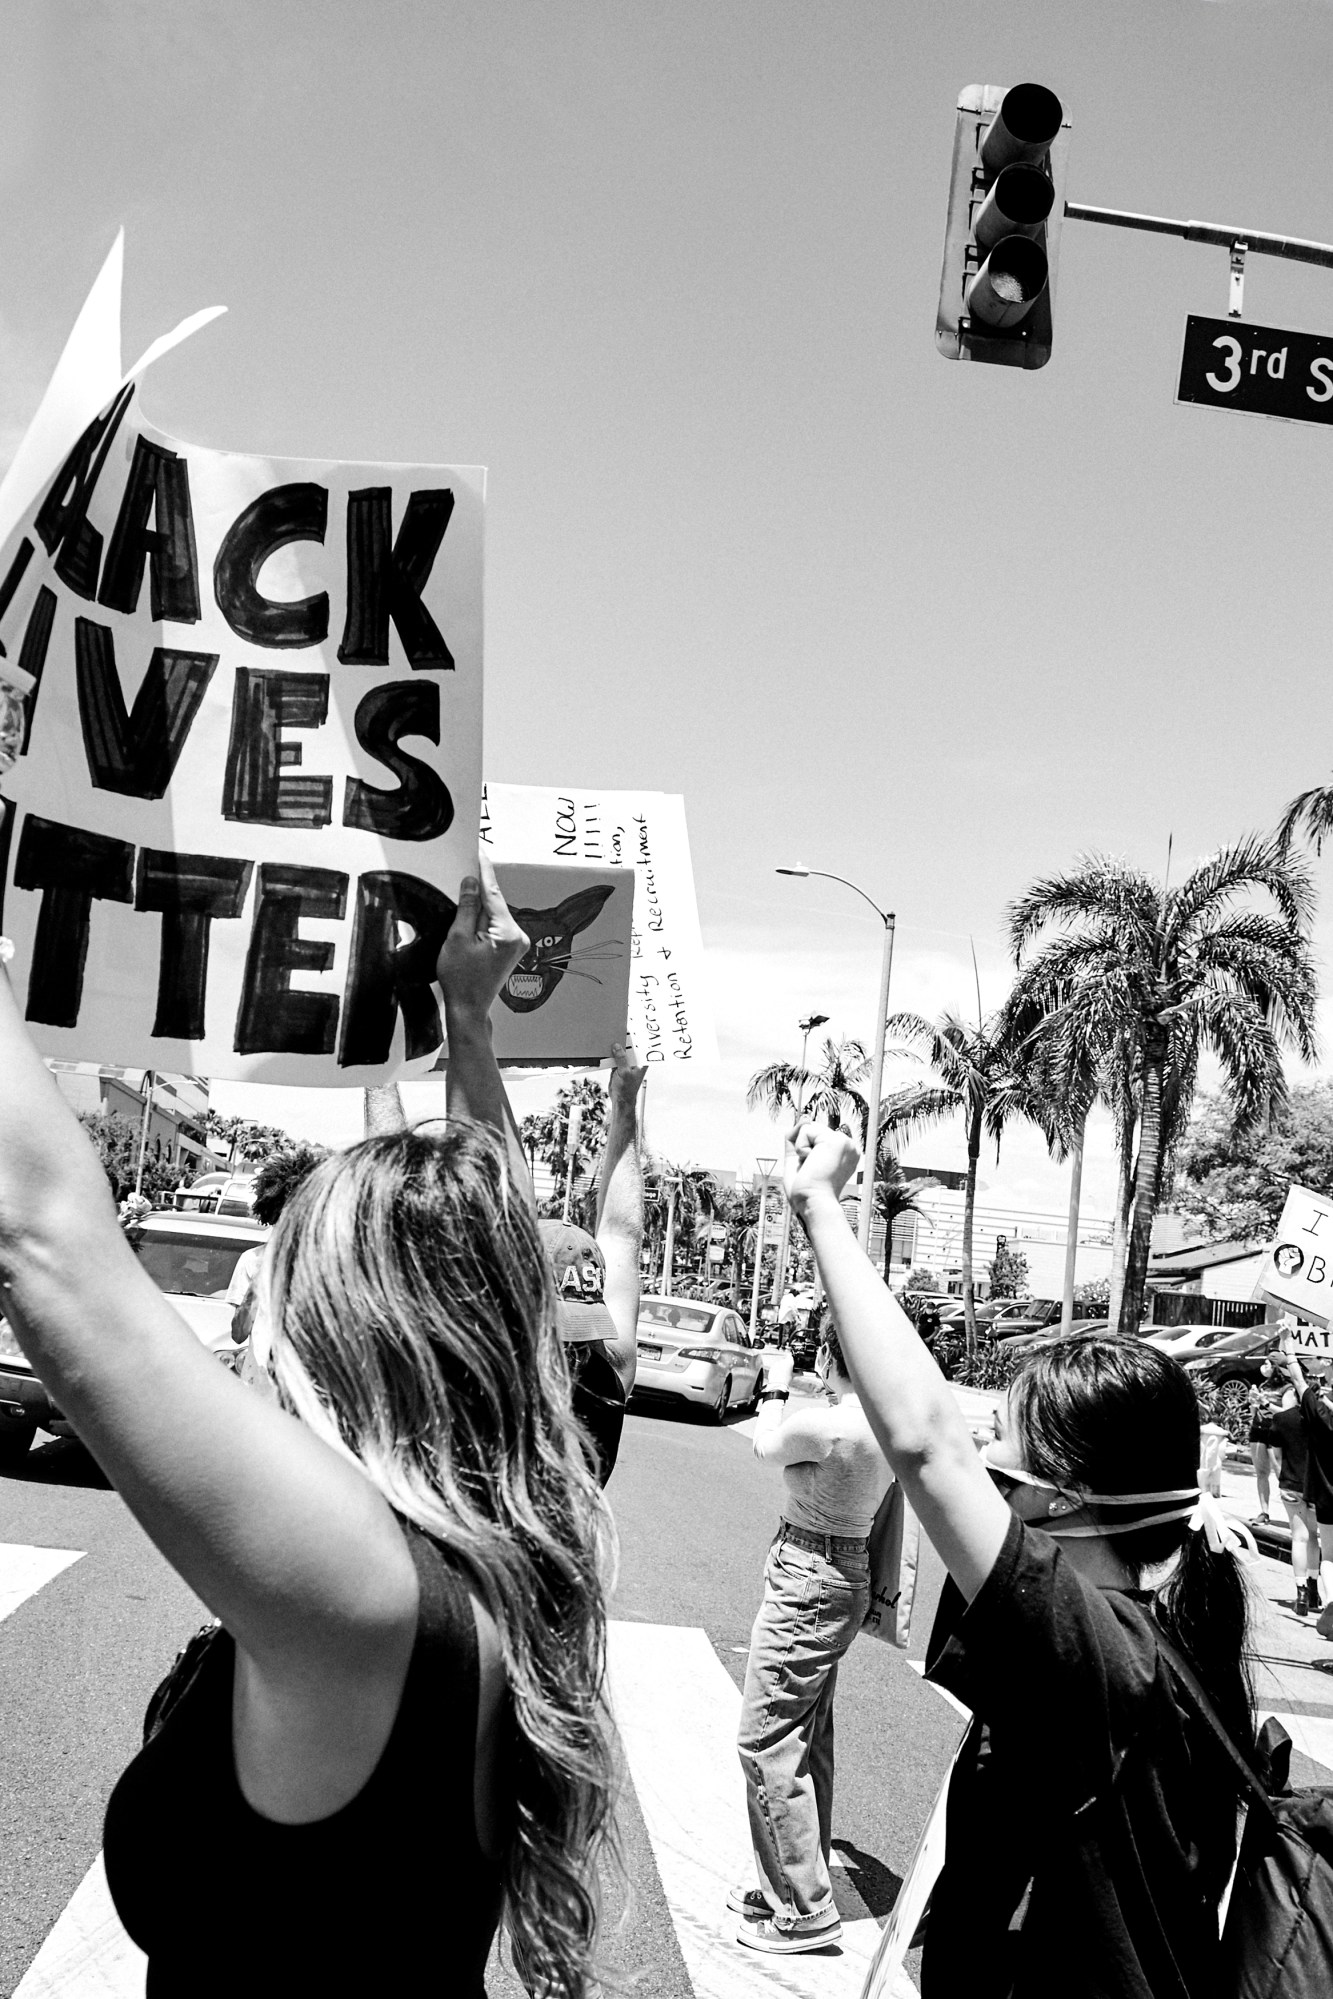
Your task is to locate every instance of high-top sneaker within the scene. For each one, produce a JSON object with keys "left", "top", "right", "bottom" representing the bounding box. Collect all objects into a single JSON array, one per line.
[
  {"left": 1309, "top": 1577, "right": 1323, "bottom": 1612},
  {"left": 1296, "top": 1583, "right": 1310, "bottom": 1618}
]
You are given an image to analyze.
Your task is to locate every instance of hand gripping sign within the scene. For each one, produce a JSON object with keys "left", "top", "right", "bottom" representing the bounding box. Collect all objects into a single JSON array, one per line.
[
  {"left": 0, "top": 238, "right": 484, "bottom": 1086},
  {"left": 1261, "top": 1183, "right": 1333, "bottom": 1347}
]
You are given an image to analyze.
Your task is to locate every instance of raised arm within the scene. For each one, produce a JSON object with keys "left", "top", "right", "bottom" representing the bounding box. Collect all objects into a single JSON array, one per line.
[
  {"left": 437, "top": 854, "right": 533, "bottom": 1204},
  {"left": 784, "top": 1122, "right": 1011, "bottom": 1601},
  {"left": 0, "top": 972, "right": 414, "bottom": 1688},
  {"left": 594, "top": 1042, "right": 646, "bottom": 1396}
]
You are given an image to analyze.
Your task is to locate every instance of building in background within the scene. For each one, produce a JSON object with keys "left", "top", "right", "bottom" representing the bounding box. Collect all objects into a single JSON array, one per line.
[
  {"left": 48, "top": 1065, "right": 213, "bottom": 1177},
  {"left": 879, "top": 1181, "right": 1114, "bottom": 1300}
]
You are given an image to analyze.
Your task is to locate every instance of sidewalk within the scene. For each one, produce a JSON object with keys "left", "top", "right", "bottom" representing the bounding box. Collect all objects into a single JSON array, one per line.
[{"left": 1214, "top": 1456, "right": 1333, "bottom": 1771}]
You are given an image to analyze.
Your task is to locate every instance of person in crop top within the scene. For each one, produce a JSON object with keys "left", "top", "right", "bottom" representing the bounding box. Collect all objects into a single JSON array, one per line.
[
  {"left": 0, "top": 857, "right": 614, "bottom": 1997},
  {"left": 732, "top": 1319, "right": 891, "bottom": 1953}
]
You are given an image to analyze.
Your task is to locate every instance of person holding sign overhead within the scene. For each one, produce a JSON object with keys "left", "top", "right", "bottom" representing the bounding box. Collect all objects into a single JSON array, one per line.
[
  {"left": 0, "top": 862, "right": 615, "bottom": 1998},
  {"left": 1276, "top": 1329, "right": 1333, "bottom": 1638}
]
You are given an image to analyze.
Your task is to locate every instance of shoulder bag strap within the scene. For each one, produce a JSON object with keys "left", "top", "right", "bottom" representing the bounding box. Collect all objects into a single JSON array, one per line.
[{"left": 1149, "top": 1620, "right": 1276, "bottom": 1825}]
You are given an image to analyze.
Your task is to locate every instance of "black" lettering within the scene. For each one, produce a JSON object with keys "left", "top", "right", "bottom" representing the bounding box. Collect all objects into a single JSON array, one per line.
[
  {"left": 17, "top": 586, "right": 57, "bottom": 753},
  {"left": 97, "top": 433, "right": 201, "bottom": 623},
  {"left": 75, "top": 619, "right": 217, "bottom": 798},
  {"left": 135, "top": 850, "right": 253, "bottom": 1041},
  {"left": 213, "top": 483, "right": 329, "bottom": 648},
  {"left": 338, "top": 487, "right": 455, "bottom": 669},
  {"left": 221, "top": 668, "right": 331, "bottom": 828},
  {"left": 342, "top": 681, "right": 454, "bottom": 842},
  {"left": 337, "top": 871, "right": 455, "bottom": 1068},
  {"left": 14, "top": 814, "right": 134, "bottom": 1028},
  {"left": 234, "top": 862, "right": 347, "bottom": 1056},
  {"left": 33, "top": 388, "right": 135, "bottom": 601}
]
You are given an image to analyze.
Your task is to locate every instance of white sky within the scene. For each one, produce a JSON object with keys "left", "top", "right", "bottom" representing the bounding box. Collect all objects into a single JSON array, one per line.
[{"left": 5, "top": 1, "right": 1333, "bottom": 1213}]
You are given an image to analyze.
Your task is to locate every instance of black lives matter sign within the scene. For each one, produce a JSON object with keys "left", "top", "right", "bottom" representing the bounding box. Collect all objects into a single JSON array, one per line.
[
  {"left": 0, "top": 390, "right": 485, "bottom": 1085},
  {"left": 1177, "top": 315, "right": 1333, "bottom": 427}
]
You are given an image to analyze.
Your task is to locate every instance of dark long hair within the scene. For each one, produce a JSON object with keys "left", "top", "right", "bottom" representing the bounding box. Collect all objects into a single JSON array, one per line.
[
  {"left": 1010, "top": 1332, "right": 1254, "bottom": 1752},
  {"left": 264, "top": 1124, "right": 616, "bottom": 1999}
]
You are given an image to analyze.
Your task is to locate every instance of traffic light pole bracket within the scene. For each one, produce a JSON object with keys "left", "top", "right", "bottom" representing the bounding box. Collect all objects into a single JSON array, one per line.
[{"left": 1064, "top": 202, "right": 1333, "bottom": 319}]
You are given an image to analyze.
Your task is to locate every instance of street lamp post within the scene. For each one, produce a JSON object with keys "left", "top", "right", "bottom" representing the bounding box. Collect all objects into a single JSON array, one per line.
[
  {"left": 561, "top": 1099, "right": 584, "bottom": 1223},
  {"left": 776, "top": 867, "right": 896, "bottom": 1255},
  {"left": 771, "top": 1011, "right": 829, "bottom": 1304},
  {"left": 749, "top": 1158, "right": 777, "bottom": 1341},
  {"left": 661, "top": 1176, "right": 680, "bottom": 1296}
]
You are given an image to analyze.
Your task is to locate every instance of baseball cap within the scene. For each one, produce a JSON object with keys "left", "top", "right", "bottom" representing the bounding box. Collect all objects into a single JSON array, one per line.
[{"left": 539, "top": 1220, "right": 619, "bottom": 1345}]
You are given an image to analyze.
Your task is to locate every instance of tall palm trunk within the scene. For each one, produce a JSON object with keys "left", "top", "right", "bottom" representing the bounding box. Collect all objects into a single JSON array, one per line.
[
  {"left": 1120, "top": 1035, "right": 1167, "bottom": 1335},
  {"left": 1059, "top": 1118, "right": 1086, "bottom": 1337},
  {"left": 962, "top": 1102, "right": 983, "bottom": 1358},
  {"left": 1107, "top": 1103, "right": 1136, "bottom": 1330}
]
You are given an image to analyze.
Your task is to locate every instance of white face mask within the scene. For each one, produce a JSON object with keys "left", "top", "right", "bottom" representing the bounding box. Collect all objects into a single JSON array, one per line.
[{"left": 978, "top": 1443, "right": 1204, "bottom": 1537}]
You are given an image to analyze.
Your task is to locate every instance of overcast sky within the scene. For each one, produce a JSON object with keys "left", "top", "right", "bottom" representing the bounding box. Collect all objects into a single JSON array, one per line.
[{"left": 4, "top": 0, "right": 1333, "bottom": 1212}]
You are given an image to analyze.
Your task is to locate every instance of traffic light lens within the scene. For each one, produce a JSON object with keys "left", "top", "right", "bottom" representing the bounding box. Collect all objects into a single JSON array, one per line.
[
  {"left": 974, "top": 163, "right": 1055, "bottom": 253},
  {"left": 981, "top": 82, "right": 1064, "bottom": 178},
  {"left": 967, "top": 235, "right": 1050, "bottom": 327}
]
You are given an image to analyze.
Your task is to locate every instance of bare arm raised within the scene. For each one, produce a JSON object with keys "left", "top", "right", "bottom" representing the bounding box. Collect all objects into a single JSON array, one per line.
[
  {"left": 784, "top": 1122, "right": 1012, "bottom": 1603},
  {"left": 595, "top": 1041, "right": 646, "bottom": 1396},
  {"left": 437, "top": 853, "right": 533, "bottom": 1205}
]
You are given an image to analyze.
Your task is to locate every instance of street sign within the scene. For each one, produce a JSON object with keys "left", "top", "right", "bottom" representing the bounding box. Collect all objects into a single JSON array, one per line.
[
  {"left": 1260, "top": 1182, "right": 1333, "bottom": 1326},
  {"left": 1177, "top": 315, "right": 1333, "bottom": 427}
]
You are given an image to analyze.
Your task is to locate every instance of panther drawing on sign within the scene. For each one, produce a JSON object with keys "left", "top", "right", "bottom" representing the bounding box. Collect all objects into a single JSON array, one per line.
[{"left": 499, "top": 885, "right": 619, "bottom": 1013}]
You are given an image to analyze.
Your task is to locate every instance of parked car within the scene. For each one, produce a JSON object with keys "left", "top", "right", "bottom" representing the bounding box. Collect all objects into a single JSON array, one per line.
[
  {"left": 0, "top": 1209, "right": 268, "bottom": 1468},
  {"left": 173, "top": 1171, "right": 257, "bottom": 1217},
  {"left": 1187, "top": 1328, "right": 1281, "bottom": 1389},
  {"left": 631, "top": 1296, "right": 766, "bottom": 1422},
  {"left": 993, "top": 1299, "right": 1066, "bottom": 1341},
  {"left": 998, "top": 1316, "right": 1112, "bottom": 1356},
  {"left": 1142, "top": 1324, "right": 1251, "bottom": 1365}
]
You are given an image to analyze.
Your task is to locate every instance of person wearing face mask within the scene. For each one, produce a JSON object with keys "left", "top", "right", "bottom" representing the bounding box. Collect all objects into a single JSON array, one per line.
[
  {"left": 782, "top": 1120, "right": 1259, "bottom": 1999},
  {"left": 731, "top": 1320, "right": 892, "bottom": 1953}
]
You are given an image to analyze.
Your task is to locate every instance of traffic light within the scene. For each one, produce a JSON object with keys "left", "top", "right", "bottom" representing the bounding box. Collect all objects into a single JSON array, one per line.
[{"left": 936, "top": 83, "right": 1071, "bottom": 368}]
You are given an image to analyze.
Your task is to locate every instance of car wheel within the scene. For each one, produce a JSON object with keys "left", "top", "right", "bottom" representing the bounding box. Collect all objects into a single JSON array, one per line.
[
  {"left": 709, "top": 1376, "right": 732, "bottom": 1424},
  {"left": 0, "top": 1420, "right": 37, "bottom": 1469}
]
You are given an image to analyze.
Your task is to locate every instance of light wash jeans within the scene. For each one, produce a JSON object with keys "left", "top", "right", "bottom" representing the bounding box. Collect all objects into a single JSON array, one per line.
[{"left": 737, "top": 1524, "right": 870, "bottom": 1925}]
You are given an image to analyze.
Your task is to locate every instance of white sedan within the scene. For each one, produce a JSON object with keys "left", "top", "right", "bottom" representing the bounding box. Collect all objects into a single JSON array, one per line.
[
  {"left": 1142, "top": 1323, "right": 1257, "bottom": 1365},
  {"left": 630, "top": 1296, "right": 766, "bottom": 1423}
]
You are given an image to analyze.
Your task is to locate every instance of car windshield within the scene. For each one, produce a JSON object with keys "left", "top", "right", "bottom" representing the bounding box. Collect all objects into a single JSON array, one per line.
[
  {"left": 639, "top": 1303, "right": 715, "bottom": 1336},
  {"left": 130, "top": 1234, "right": 253, "bottom": 1298}
]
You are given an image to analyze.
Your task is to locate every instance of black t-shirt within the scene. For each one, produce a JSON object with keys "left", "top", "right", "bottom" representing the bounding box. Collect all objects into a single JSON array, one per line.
[
  {"left": 1256, "top": 1402, "right": 1309, "bottom": 1495},
  {"left": 1300, "top": 1386, "right": 1333, "bottom": 1520},
  {"left": 923, "top": 1515, "right": 1237, "bottom": 1999},
  {"left": 566, "top": 1340, "right": 626, "bottom": 1486}
]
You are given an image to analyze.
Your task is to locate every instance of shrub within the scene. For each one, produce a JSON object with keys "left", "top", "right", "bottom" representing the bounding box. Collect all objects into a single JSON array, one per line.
[{"left": 953, "top": 1336, "right": 1024, "bottom": 1393}]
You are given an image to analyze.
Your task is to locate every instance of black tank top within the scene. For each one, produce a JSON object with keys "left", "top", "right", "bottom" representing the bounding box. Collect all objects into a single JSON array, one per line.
[{"left": 104, "top": 1523, "right": 505, "bottom": 1996}]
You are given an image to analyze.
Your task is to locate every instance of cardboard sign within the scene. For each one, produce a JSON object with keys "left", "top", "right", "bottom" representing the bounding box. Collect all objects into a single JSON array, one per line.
[
  {"left": 438, "top": 861, "right": 633, "bottom": 1067},
  {"left": 0, "top": 248, "right": 484, "bottom": 1087},
  {"left": 1261, "top": 1183, "right": 1333, "bottom": 1332},
  {"left": 481, "top": 783, "right": 717, "bottom": 1064}
]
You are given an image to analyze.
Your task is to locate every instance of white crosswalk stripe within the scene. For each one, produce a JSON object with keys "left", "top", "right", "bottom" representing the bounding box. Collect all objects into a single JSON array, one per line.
[
  {"left": 0, "top": 1542, "right": 83, "bottom": 1625},
  {"left": 608, "top": 1620, "right": 913, "bottom": 1999}
]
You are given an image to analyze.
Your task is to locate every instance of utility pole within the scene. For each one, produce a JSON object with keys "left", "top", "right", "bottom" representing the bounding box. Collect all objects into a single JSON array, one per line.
[
  {"left": 134, "top": 1071, "right": 156, "bottom": 1200},
  {"left": 561, "top": 1099, "right": 583, "bottom": 1224}
]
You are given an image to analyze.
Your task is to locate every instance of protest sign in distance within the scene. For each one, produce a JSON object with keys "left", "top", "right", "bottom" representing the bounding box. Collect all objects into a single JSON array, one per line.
[
  {"left": 481, "top": 784, "right": 717, "bottom": 1065},
  {"left": 0, "top": 238, "right": 485, "bottom": 1087},
  {"left": 1261, "top": 1182, "right": 1333, "bottom": 1345}
]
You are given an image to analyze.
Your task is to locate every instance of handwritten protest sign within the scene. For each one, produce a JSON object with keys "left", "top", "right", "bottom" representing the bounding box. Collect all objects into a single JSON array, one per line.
[
  {"left": 481, "top": 784, "right": 717, "bottom": 1064},
  {"left": 1260, "top": 1183, "right": 1333, "bottom": 1339},
  {"left": 0, "top": 244, "right": 484, "bottom": 1087}
]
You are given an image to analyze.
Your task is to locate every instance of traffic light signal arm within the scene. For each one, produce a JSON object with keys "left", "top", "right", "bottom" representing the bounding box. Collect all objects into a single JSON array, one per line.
[{"left": 1063, "top": 203, "right": 1333, "bottom": 322}]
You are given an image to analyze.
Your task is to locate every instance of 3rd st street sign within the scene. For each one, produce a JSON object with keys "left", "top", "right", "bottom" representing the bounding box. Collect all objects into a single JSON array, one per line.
[{"left": 1178, "top": 315, "right": 1333, "bottom": 425}]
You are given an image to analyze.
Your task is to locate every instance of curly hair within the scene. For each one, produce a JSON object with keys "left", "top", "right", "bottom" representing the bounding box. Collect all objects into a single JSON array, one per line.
[
  {"left": 250, "top": 1143, "right": 328, "bottom": 1227},
  {"left": 261, "top": 1124, "right": 616, "bottom": 1997}
]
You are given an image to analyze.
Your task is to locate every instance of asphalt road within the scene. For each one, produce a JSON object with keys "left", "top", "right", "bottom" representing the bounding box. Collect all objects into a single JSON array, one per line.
[{"left": 1, "top": 1403, "right": 964, "bottom": 1997}]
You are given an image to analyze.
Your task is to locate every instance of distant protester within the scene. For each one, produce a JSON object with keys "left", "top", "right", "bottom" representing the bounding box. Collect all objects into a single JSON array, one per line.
[
  {"left": 783, "top": 1119, "right": 1259, "bottom": 1998},
  {"left": 226, "top": 1143, "right": 328, "bottom": 1347},
  {"left": 0, "top": 857, "right": 615, "bottom": 1997},
  {"left": 732, "top": 1317, "right": 891, "bottom": 1953}
]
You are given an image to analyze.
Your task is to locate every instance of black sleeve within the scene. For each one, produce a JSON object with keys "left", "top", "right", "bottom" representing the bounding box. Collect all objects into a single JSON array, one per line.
[
  {"left": 925, "top": 1514, "right": 1162, "bottom": 1809},
  {"left": 1301, "top": 1386, "right": 1333, "bottom": 1435}
]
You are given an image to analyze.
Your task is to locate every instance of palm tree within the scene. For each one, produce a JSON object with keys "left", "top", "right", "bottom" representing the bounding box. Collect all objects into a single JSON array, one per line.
[
  {"left": 1009, "top": 839, "right": 1319, "bottom": 1336},
  {"left": 644, "top": 1159, "right": 721, "bottom": 1290},
  {"left": 1279, "top": 781, "right": 1333, "bottom": 855},
  {"left": 747, "top": 1035, "right": 870, "bottom": 1139},
  {"left": 878, "top": 1011, "right": 1030, "bottom": 1356},
  {"left": 872, "top": 1151, "right": 937, "bottom": 1283}
]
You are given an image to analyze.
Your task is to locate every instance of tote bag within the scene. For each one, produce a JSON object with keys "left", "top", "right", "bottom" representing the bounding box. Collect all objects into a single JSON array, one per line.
[{"left": 861, "top": 1477, "right": 921, "bottom": 1649}]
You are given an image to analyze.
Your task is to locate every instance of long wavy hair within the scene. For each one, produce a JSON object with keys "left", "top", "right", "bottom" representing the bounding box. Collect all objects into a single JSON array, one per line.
[
  {"left": 260, "top": 1122, "right": 616, "bottom": 1998},
  {"left": 1010, "top": 1332, "right": 1254, "bottom": 1752}
]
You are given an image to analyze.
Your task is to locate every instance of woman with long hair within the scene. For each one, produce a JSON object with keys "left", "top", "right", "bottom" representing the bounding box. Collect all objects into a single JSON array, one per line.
[
  {"left": 783, "top": 1122, "right": 1255, "bottom": 1998},
  {"left": 3, "top": 862, "right": 614, "bottom": 1996}
]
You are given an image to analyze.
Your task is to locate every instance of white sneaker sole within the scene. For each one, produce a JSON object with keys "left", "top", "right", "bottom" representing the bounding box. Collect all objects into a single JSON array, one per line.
[{"left": 735, "top": 1918, "right": 843, "bottom": 1954}]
